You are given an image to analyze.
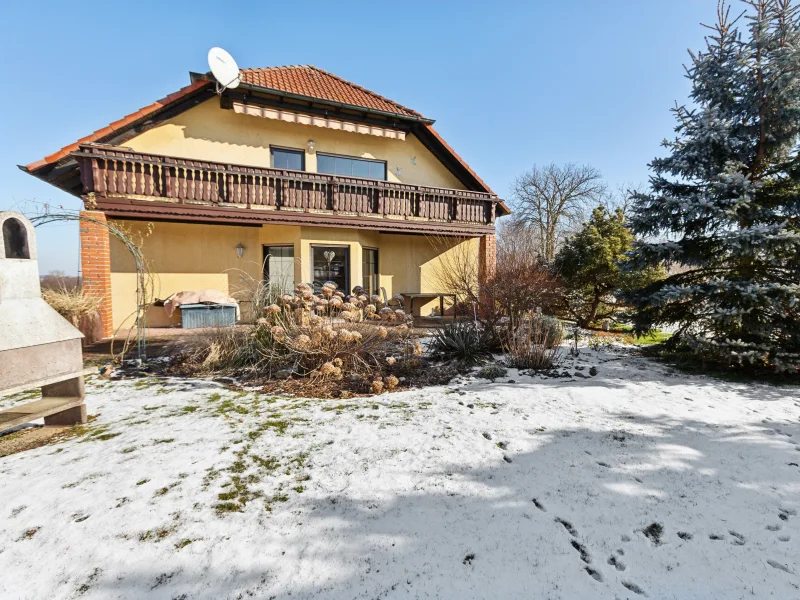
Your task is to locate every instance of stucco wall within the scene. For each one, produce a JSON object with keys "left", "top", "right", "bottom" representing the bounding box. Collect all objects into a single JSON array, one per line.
[
  {"left": 109, "top": 220, "right": 476, "bottom": 327},
  {"left": 121, "top": 98, "right": 466, "bottom": 190}
]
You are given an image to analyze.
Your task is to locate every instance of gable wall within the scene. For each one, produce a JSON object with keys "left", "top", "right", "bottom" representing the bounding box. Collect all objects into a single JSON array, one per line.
[{"left": 121, "top": 98, "right": 466, "bottom": 190}]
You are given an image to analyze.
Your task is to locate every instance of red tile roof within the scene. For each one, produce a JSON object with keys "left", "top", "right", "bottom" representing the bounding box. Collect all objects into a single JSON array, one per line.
[
  {"left": 240, "top": 65, "right": 424, "bottom": 119},
  {"left": 24, "top": 79, "right": 211, "bottom": 172},
  {"left": 24, "top": 66, "right": 501, "bottom": 205}
]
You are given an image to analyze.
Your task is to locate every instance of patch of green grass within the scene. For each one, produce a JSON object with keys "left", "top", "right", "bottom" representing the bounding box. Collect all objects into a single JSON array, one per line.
[
  {"left": 0, "top": 430, "right": 27, "bottom": 443},
  {"left": 136, "top": 479, "right": 149, "bottom": 486},
  {"left": 154, "top": 483, "right": 178, "bottom": 497},
  {"left": 201, "top": 468, "right": 220, "bottom": 489},
  {"left": 252, "top": 456, "right": 280, "bottom": 471},
  {"left": 182, "top": 406, "right": 198, "bottom": 413},
  {"left": 120, "top": 446, "right": 137, "bottom": 454},
  {"left": 133, "top": 379, "right": 159, "bottom": 390},
  {"left": 321, "top": 403, "right": 357, "bottom": 412},
  {"left": 228, "top": 460, "right": 247, "bottom": 474},
  {"left": 95, "top": 433, "right": 120, "bottom": 441},
  {"left": 208, "top": 393, "right": 222, "bottom": 402},
  {"left": 259, "top": 419, "right": 290, "bottom": 435},
  {"left": 174, "top": 538, "right": 194, "bottom": 550},
  {"left": 634, "top": 331, "right": 672, "bottom": 346},
  {"left": 218, "top": 490, "right": 238, "bottom": 501},
  {"left": 139, "top": 526, "right": 173, "bottom": 542},
  {"left": 153, "top": 438, "right": 175, "bottom": 445},
  {"left": 292, "top": 485, "right": 305, "bottom": 493},
  {"left": 214, "top": 502, "right": 242, "bottom": 515},
  {"left": 290, "top": 452, "right": 309, "bottom": 469}
]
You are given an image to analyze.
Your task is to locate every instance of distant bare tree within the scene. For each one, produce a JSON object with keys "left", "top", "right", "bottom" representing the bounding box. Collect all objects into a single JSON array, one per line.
[{"left": 511, "top": 163, "right": 607, "bottom": 262}]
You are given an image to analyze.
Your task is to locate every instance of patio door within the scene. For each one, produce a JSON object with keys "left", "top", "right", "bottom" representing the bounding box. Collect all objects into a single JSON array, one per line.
[
  {"left": 263, "top": 245, "right": 295, "bottom": 295},
  {"left": 362, "top": 248, "right": 378, "bottom": 296},
  {"left": 312, "top": 245, "right": 349, "bottom": 293}
]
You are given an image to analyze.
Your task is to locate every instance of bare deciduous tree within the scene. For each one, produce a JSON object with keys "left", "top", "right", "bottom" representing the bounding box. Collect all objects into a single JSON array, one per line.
[{"left": 511, "top": 163, "right": 607, "bottom": 262}]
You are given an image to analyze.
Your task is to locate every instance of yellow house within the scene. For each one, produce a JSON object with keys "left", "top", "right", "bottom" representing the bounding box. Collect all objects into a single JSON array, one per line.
[{"left": 22, "top": 65, "right": 508, "bottom": 337}]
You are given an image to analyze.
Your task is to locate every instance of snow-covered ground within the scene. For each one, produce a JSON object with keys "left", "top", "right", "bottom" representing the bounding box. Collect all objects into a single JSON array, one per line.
[{"left": 1, "top": 345, "right": 799, "bottom": 599}]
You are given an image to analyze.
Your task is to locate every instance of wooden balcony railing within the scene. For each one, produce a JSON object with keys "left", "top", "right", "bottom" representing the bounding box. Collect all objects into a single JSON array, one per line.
[{"left": 73, "top": 145, "right": 499, "bottom": 227}]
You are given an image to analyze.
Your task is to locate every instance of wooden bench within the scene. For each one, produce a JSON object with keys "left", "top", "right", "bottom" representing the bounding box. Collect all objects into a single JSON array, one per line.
[
  {"left": 0, "top": 370, "right": 93, "bottom": 434},
  {"left": 400, "top": 293, "right": 458, "bottom": 318}
]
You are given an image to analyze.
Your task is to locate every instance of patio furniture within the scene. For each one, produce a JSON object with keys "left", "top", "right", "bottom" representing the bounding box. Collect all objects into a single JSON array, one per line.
[
  {"left": 180, "top": 303, "right": 238, "bottom": 329},
  {"left": 400, "top": 293, "right": 458, "bottom": 318}
]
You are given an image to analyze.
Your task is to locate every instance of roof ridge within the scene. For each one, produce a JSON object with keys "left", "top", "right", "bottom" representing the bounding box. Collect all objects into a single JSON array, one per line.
[
  {"left": 239, "top": 64, "right": 424, "bottom": 118},
  {"left": 303, "top": 65, "right": 424, "bottom": 118}
]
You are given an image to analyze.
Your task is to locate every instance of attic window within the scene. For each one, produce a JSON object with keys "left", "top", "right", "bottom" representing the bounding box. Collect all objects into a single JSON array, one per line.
[{"left": 3, "top": 218, "right": 30, "bottom": 259}]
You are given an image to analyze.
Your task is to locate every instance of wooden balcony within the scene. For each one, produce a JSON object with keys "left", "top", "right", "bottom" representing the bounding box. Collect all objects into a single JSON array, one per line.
[{"left": 72, "top": 145, "right": 502, "bottom": 235}]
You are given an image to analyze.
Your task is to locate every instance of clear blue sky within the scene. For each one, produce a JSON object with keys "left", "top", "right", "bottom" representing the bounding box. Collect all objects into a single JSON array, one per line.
[{"left": 0, "top": 0, "right": 718, "bottom": 275}]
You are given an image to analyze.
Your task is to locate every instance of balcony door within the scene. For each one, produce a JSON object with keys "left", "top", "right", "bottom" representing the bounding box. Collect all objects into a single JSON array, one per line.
[{"left": 312, "top": 245, "right": 349, "bottom": 293}]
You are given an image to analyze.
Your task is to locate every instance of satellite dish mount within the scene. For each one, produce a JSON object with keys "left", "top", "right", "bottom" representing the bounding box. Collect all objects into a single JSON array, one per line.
[{"left": 208, "top": 47, "right": 241, "bottom": 94}]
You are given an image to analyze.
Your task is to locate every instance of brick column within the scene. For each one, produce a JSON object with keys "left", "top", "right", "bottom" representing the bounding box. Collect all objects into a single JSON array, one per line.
[
  {"left": 478, "top": 233, "right": 497, "bottom": 283},
  {"left": 80, "top": 210, "right": 113, "bottom": 340}
]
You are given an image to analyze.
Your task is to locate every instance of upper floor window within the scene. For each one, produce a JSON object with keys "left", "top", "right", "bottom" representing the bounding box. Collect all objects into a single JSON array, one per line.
[
  {"left": 317, "top": 153, "right": 386, "bottom": 180},
  {"left": 271, "top": 147, "right": 305, "bottom": 171}
]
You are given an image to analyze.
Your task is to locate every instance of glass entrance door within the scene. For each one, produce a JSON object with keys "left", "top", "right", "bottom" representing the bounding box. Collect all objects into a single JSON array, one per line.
[
  {"left": 362, "top": 248, "right": 378, "bottom": 296},
  {"left": 264, "top": 246, "right": 295, "bottom": 295},
  {"left": 312, "top": 245, "right": 349, "bottom": 293}
]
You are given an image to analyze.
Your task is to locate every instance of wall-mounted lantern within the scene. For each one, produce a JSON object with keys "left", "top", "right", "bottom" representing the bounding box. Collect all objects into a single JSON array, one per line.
[
  {"left": 236, "top": 243, "right": 245, "bottom": 259},
  {"left": 307, "top": 140, "right": 316, "bottom": 152}
]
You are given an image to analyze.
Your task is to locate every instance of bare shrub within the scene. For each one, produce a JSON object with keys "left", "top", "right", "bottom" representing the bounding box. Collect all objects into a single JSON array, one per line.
[
  {"left": 428, "top": 228, "right": 564, "bottom": 329},
  {"left": 503, "top": 314, "right": 563, "bottom": 370},
  {"left": 42, "top": 286, "right": 102, "bottom": 327}
]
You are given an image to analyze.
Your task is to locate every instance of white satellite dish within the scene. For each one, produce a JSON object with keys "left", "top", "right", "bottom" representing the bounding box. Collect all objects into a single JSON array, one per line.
[{"left": 208, "top": 47, "right": 241, "bottom": 92}]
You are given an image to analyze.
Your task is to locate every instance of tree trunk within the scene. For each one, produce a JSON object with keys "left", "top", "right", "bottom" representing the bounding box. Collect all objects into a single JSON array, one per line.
[{"left": 581, "top": 291, "right": 603, "bottom": 328}]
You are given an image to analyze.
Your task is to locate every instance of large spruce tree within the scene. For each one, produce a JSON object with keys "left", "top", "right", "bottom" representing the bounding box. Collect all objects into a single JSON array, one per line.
[{"left": 629, "top": 0, "right": 800, "bottom": 372}]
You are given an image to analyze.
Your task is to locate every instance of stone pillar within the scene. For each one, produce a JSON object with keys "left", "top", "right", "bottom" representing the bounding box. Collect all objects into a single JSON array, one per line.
[
  {"left": 478, "top": 233, "right": 497, "bottom": 283},
  {"left": 79, "top": 210, "right": 113, "bottom": 340}
]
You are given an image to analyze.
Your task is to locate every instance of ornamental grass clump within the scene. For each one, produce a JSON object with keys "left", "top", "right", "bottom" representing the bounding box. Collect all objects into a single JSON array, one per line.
[
  {"left": 41, "top": 285, "right": 102, "bottom": 328},
  {"left": 428, "top": 321, "right": 493, "bottom": 365},
  {"left": 503, "top": 313, "right": 563, "bottom": 370}
]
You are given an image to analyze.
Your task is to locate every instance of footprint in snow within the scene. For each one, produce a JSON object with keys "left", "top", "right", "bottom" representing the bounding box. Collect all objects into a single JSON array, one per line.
[
  {"left": 779, "top": 508, "right": 796, "bottom": 521},
  {"left": 556, "top": 518, "right": 578, "bottom": 537},
  {"left": 571, "top": 539, "right": 591, "bottom": 564},
  {"left": 778, "top": 535, "right": 791, "bottom": 542},
  {"left": 607, "top": 555, "right": 626, "bottom": 571},
  {"left": 767, "top": 559, "right": 793, "bottom": 574},
  {"left": 597, "top": 461, "right": 611, "bottom": 468},
  {"left": 532, "top": 498, "right": 546, "bottom": 512},
  {"left": 766, "top": 524, "right": 782, "bottom": 531},
  {"left": 584, "top": 566, "right": 603, "bottom": 582},
  {"left": 622, "top": 581, "right": 647, "bottom": 596},
  {"left": 677, "top": 531, "right": 693, "bottom": 540},
  {"left": 729, "top": 530, "right": 745, "bottom": 546}
]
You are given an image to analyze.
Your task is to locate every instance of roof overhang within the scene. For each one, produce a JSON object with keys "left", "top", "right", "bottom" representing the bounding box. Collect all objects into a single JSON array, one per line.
[{"left": 21, "top": 70, "right": 509, "bottom": 217}]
